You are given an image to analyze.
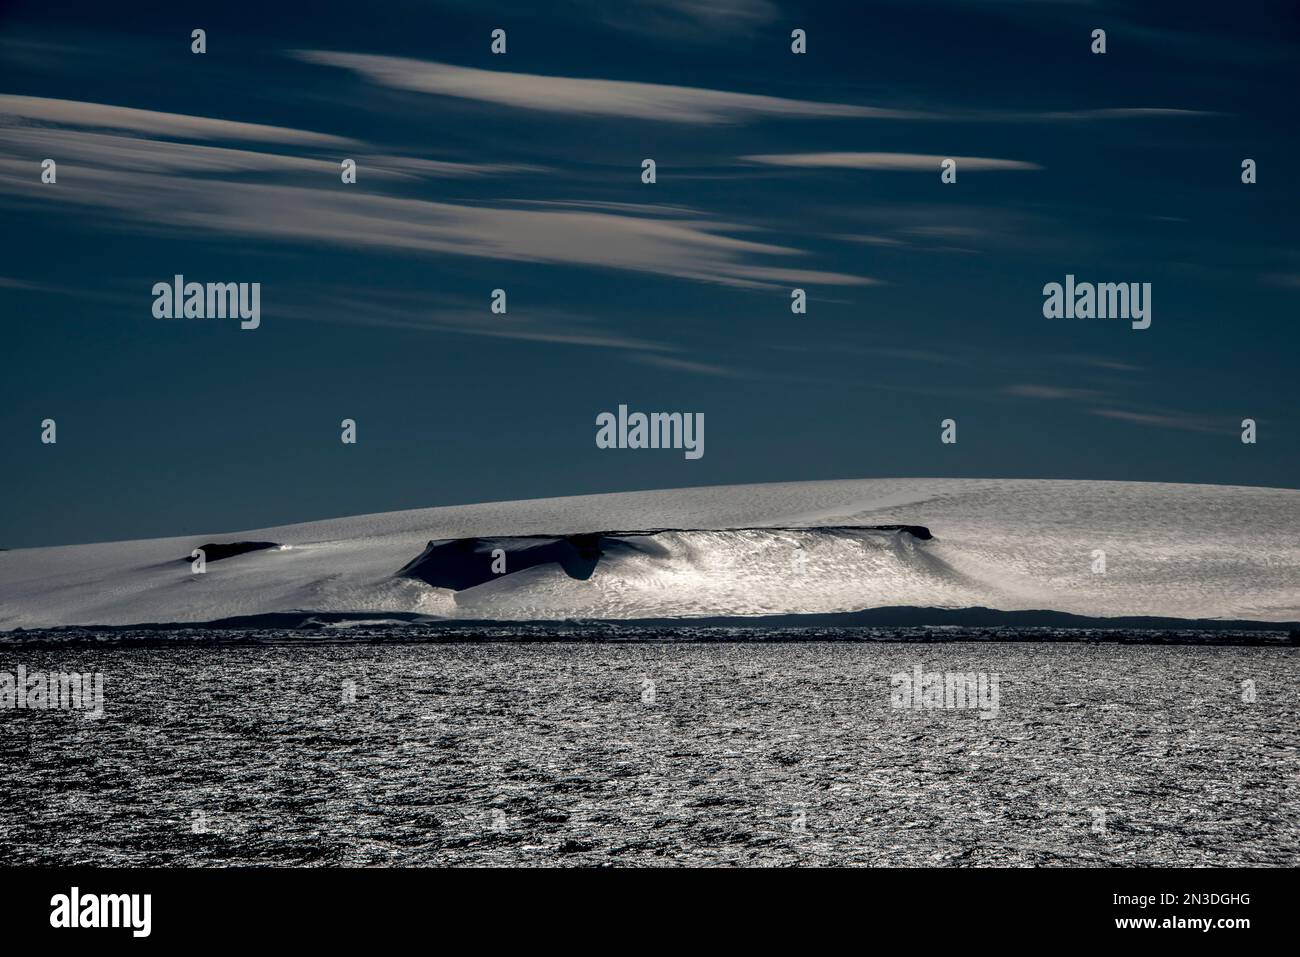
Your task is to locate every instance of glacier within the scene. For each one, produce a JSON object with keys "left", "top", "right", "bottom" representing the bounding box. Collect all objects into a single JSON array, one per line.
[{"left": 1, "top": 478, "right": 1297, "bottom": 630}]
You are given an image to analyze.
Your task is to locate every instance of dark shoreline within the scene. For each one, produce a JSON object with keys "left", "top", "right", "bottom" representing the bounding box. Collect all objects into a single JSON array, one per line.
[
  {"left": 2, "top": 603, "right": 1297, "bottom": 648},
  {"left": 2, "top": 624, "right": 1297, "bottom": 649}
]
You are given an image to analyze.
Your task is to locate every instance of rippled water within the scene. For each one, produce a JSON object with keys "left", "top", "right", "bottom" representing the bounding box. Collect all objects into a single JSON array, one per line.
[{"left": 1, "top": 640, "right": 1296, "bottom": 866}]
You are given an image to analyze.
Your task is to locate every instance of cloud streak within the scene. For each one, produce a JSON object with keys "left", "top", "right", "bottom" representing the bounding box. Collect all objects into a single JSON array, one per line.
[
  {"left": 0, "top": 156, "right": 870, "bottom": 290},
  {"left": 1089, "top": 408, "right": 1232, "bottom": 434},
  {"left": 1006, "top": 384, "right": 1233, "bottom": 434},
  {"left": 0, "top": 127, "right": 538, "bottom": 181},
  {"left": 628, "top": 353, "right": 752, "bottom": 378},
  {"left": 0, "top": 94, "right": 353, "bottom": 145},
  {"left": 743, "top": 152, "right": 1041, "bottom": 171},
  {"left": 292, "top": 51, "right": 914, "bottom": 123},
  {"left": 288, "top": 292, "right": 675, "bottom": 353},
  {"left": 1005, "top": 384, "right": 1109, "bottom": 401},
  {"left": 0, "top": 99, "right": 534, "bottom": 182},
  {"left": 602, "top": 0, "right": 779, "bottom": 37},
  {"left": 0, "top": 97, "right": 874, "bottom": 288}
]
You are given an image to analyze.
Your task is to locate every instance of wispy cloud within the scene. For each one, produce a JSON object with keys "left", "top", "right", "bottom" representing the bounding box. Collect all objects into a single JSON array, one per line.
[
  {"left": 1019, "top": 107, "right": 1215, "bottom": 121},
  {"left": 1009, "top": 384, "right": 1231, "bottom": 434},
  {"left": 292, "top": 51, "right": 915, "bottom": 123},
  {"left": 506, "top": 198, "right": 703, "bottom": 217},
  {"left": 287, "top": 292, "right": 674, "bottom": 353},
  {"left": 0, "top": 99, "right": 535, "bottom": 182},
  {"left": 627, "top": 353, "right": 752, "bottom": 378},
  {"left": 0, "top": 276, "right": 47, "bottom": 291},
  {"left": 0, "top": 127, "right": 344, "bottom": 177},
  {"left": 1065, "top": 356, "right": 1145, "bottom": 373},
  {"left": 772, "top": 341, "right": 972, "bottom": 368},
  {"left": 0, "top": 94, "right": 352, "bottom": 145},
  {"left": 596, "top": 0, "right": 779, "bottom": 37},
  {"left": 1005, "top": 384, "right": 1109, "bottom": 401},
  {"left": 369, "top": 156, "right": 545, "bottom": 179},
  {"left": 743, "top": 152, "right": 1041, "bottom": 171},
  {"left": 837, "top": 234, "right": 908, "bottom": 247},
  {"left": 1089, "top": 408, "right": 1231, "bottom": 434},
  {"left": 904, "top": 225, "right": 987, "bottom": 239},
  {"left": 0, "top": 109, "right": 872, "bottom": 288}
]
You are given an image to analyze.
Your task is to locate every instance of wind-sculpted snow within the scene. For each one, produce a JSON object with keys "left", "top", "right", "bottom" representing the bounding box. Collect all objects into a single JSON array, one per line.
[
  {"left": 1, "top": 479, "right": 1297, "bottom": 629},
  {"left": 397, "top": 525, "right": 933, "bottom": 591},
  {"left": 183, "top": 541, "right": 280, "bottom": 563}
]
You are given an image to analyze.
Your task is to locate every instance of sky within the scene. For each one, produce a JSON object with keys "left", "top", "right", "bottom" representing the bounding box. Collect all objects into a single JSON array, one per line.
[{"left": 1, "top": 0, "right": 1297, "bottom": 548}]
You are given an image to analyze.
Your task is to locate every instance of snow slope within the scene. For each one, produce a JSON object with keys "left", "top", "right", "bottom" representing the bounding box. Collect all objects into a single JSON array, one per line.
[{"left": 1, "top": 479, "right": 1297, "bottom": 629}]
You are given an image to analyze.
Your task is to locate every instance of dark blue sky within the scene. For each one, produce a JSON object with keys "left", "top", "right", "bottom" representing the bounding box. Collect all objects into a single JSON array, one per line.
[{"left": 2, "top": 0, "right": 1297, "bottom": 547}]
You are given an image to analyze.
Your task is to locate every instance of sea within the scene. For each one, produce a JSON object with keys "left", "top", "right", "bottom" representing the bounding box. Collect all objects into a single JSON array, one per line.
[{"left": 1, "top": 628, "right": 1296, "bottom": 866}]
